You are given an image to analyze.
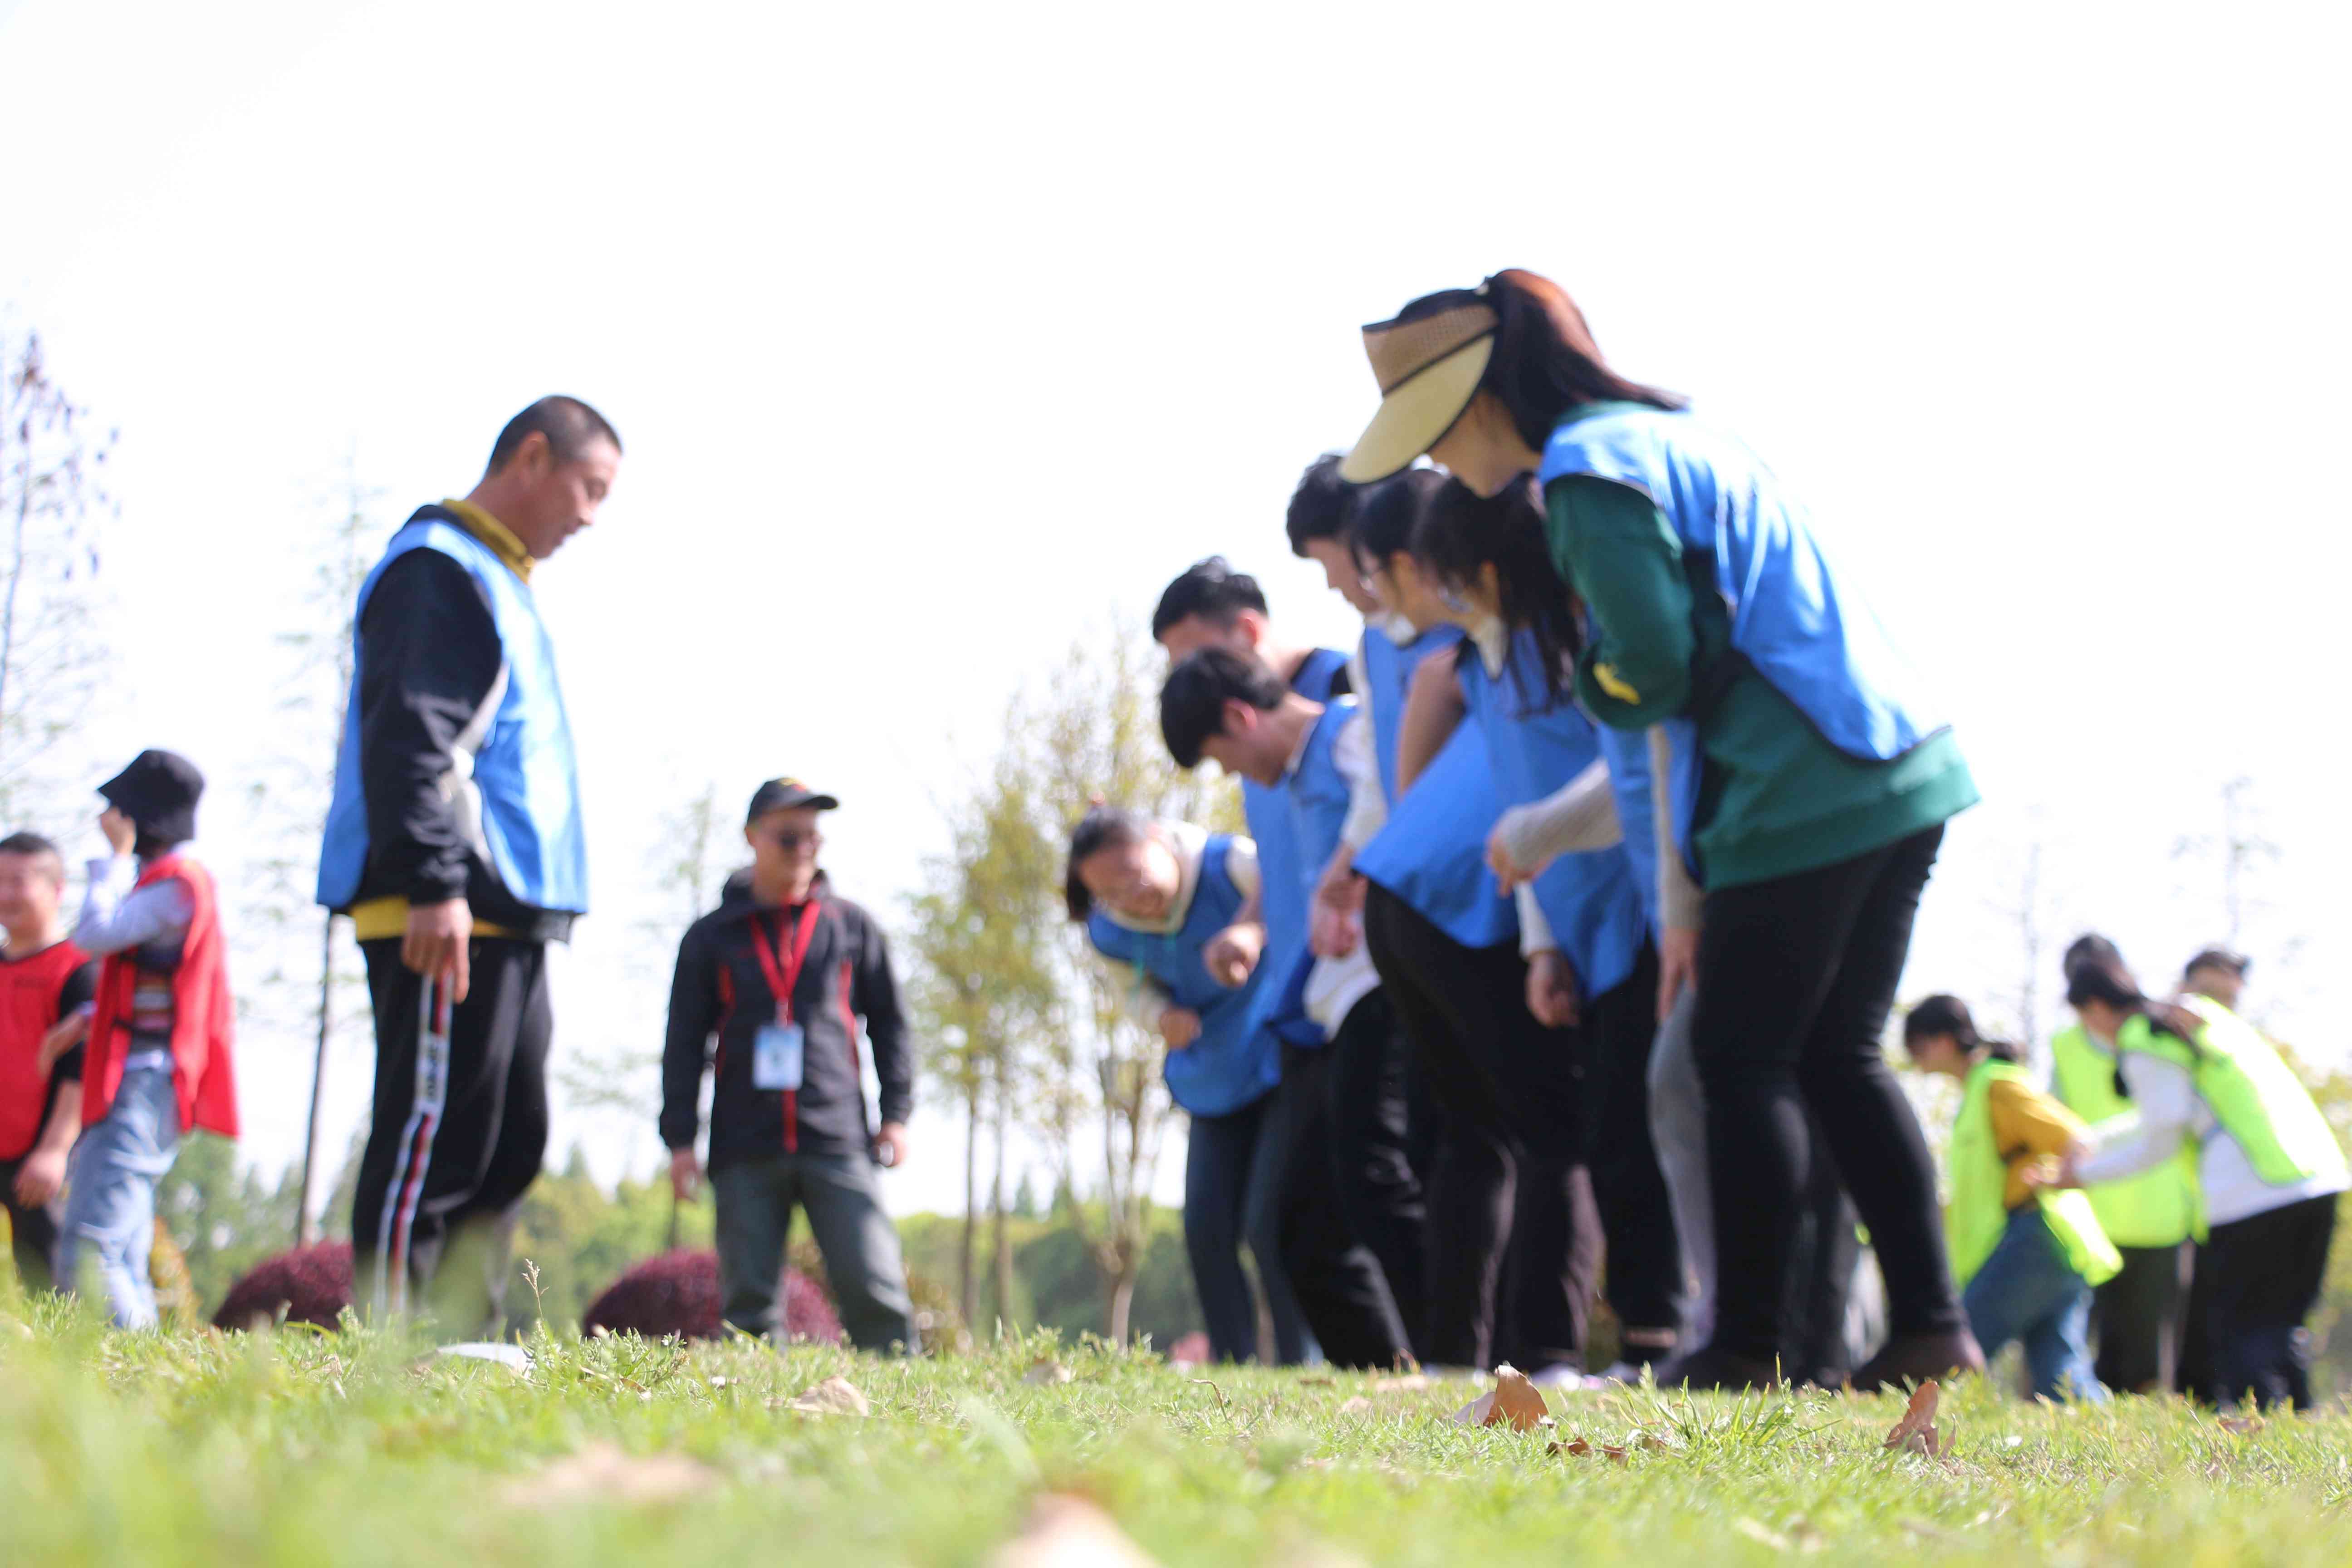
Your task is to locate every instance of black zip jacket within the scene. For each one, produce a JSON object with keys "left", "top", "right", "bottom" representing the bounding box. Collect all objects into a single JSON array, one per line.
[
  {"left": 342, "top": 523, "right": 573, "bottom": 941},
  {"left": 660, "top": 871, "right": 912, "bottom": 1166}
]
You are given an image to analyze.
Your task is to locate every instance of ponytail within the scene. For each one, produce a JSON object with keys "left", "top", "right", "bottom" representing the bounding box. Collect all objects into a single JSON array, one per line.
[{"left": 2063, "top": 951, "right": 2205, "bottom": 1050}]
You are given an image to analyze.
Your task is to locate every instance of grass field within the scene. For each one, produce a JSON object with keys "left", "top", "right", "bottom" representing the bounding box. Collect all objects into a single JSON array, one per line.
[{"left": 5, "top": 1300, "right": 2351, "bottom": 1568}]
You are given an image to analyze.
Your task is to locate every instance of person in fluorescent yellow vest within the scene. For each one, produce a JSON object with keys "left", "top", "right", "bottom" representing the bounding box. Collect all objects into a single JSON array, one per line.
[
  {"left": 1905, "top": 996, "right": 2116, "bottom": 1402},
  {"left": 2046, "top": 933, "right": 2200, "bottom": 1394},
  {"left": 2053, "top": 951, "right": 2348, "bottom": 1411}
]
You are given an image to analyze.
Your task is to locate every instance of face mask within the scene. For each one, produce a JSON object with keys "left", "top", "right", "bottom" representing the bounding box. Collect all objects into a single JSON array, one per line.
[
  {"left": 1471, "top": 614, "right": 1509, "bottom": 676},
  {"left": 1371, "top": 609, "right": 1419, "bottom": 643}
]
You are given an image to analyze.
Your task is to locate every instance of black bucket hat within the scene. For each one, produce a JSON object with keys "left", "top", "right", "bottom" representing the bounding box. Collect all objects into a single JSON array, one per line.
[{"left": 99, "top": 749, "right": 205, "bottom": 844}]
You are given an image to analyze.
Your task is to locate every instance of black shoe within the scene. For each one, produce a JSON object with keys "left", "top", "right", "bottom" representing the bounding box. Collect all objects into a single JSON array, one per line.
[
  {"left": 1851, "top": 1329, "right": 1986, "bottom": 1392},
  {"left": 1651, "top": 1343, "right": 1780, "bottom": 1392}
]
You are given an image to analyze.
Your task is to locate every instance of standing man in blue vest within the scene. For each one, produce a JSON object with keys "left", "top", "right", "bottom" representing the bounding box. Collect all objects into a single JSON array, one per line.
[{"left": 318, "top": 396, "right": 618, "bottom": 1332}]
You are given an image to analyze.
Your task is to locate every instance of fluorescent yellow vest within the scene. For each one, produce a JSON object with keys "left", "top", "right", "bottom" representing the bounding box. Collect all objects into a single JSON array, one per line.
[
  {"left": 1948, "top": 1059, "right": 2122, "bottom": 1290},
  {"left": 2117, "top": 1000, "right": 2347, "bottom": 1191},
  {"left": 2048, "top": 1023, "right": 2202, "bottom": 1246}
]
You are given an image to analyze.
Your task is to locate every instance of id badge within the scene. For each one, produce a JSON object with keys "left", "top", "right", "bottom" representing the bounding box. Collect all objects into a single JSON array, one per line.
[{"left": 753, "top": 1021, "right": 805, "bottom": 1091}]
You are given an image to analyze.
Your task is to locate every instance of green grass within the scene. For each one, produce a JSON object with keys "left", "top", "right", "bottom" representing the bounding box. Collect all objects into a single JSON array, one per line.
[{"left": 5, "top": 1300, "right": 2350, "bottom": 1567}]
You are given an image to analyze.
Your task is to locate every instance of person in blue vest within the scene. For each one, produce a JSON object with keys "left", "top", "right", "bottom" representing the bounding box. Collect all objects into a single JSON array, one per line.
[
  {"left": 318, "top": 396, "right": 617, "bottom": 1332},
  {"left": 1158, "top": 646, "right": 1411, "bottom": 1368},
  {"left": 1399, "top": 477, "right": 1687, "bottom": 1377},
  {"left": 1306, "top": 464, "right": 1602, "bottom": 1380},
  {"left": 1282, "top": 456, "right": 1436, "bottom": 1353},
  {"left": 1067, "top": 805, "right": 1296, "bottom": 1364},
  {"left": 1340, "top": 269, "right": 1981, "bottom": 1392}
]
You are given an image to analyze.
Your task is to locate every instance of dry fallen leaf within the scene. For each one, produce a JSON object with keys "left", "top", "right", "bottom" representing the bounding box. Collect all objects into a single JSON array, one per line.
[
  {"left": 1338, "top": 1396, "right": 1374, "bottom": 1416},
  {"left": 2218, "top": 1414, "right": 2266, "bottom": 1436},
  {"left": 987, "top": 1493, "right": 1159, "bottom": 1568},
  {"left": 784, "top": 1376, "right": 869, "bottom": 1416},
  {"left": 1447, "top": 1365, "right": 1551, "bottom": 1433},
  {"left": 1547, "top": 1437, "right": 1628, "bottom": 1463},
  {"left": 499, "top": 1442, "right": 715, "bottom": 1509},
  {"left": 1023, "top": 1359, "right": 1075, "bottom": 1387},
  {"left": 1369, "top": 1373, "right": 1431, "bottom": 1394},
  {"left": 1883, "top": 1380, "right": 1941, "bottom": 1456}
]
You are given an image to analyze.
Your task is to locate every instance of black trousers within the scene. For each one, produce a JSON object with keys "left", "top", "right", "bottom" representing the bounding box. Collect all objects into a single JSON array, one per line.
[
  {"left": 2175, "top": 1242, "right": 2214, "bottom": 1400},
  {"left": 2203, "top": 1194, "right": 2338, "bottom": 1411},
  {"left": 352, "top": 938, "right": 550, "bottom": 1333},
  {"left": 0, "top": 1153, "right": 60, "bottom": 1292},
  {"left": 1183, "top": 1088, "right": 1304, "bottom": 1364},
  {"left": 1276, "top": 1040, "right": 1412, "bottom": 1368},
  {"left": 1322, "top": 987, "right": 1428, "bottom": 1354},
  {"left": 2092, "top": 1241, "right": 2192, "bottom": 1394},
  {"left": 1584, "top": 946, "right": 1685, "bottom": 1338},
  {"left": 1363, "top": 883, "right": 1598, "bottom": 1370},
  {"left": 1692, "top": 827, "right": 1965, "bottom": 1362}
]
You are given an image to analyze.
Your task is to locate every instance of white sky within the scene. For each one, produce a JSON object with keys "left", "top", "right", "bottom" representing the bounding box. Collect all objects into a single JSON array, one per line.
[{"left": 3, "top": 0, "right": 2347, "bottom": 1220}]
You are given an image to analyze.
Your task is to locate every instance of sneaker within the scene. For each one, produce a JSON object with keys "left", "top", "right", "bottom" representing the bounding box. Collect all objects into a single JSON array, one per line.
[
  {"left": 1650, "top": 1343, "right": 1780, "bottom": 1392},
  {"left": 1851, "top": 1329, "right": 1986, "bottom": 1392}
]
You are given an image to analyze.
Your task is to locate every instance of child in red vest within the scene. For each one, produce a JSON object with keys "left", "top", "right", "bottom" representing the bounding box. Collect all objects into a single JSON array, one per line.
[
  {"left": 0, "top": 831, "right": 97, "bottom": 1293},
  {"left": 56, "top": 750, "right": 237, "bottom": 1329}
]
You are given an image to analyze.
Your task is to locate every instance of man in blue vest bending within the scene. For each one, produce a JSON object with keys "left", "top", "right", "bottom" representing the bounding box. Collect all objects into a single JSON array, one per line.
[{"left": 318, "top": 396, "right": 619, "bottom": 1332}]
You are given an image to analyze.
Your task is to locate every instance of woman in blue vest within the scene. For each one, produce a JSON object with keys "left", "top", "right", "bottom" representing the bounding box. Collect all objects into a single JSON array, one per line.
[
  {"left": 1340, "top": 269, "right": 1981, "bottom": 1392},
  {"left": 1402, "top": 478, "right": 1687, "bottom": 1372},
  {"left": 1066, "top": 805, "right": 1298, "bottom": 1365},
  {"left": 1332, "top": 469, "right": 1601, "bottom": 1379}
]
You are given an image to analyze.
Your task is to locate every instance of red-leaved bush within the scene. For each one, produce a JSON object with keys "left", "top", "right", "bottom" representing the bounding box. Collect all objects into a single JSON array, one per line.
[
  {"left": 213, "top": 1241, "right": 355, "bottom": 1331},
  {"left": 580, "top": 1249, "right": 843, "bottom": 1344}
]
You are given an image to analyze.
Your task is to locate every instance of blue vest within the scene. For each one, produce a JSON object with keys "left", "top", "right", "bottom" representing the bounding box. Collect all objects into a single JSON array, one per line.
[
  {"left": 317, "top": 508, "right": 589, "bottom": 914},
  {"left": 1588, "top": 717, "right": 1703, "bottom": 936},
  {"left": 1353, "top": 627, "right": 1516, "bottom": 950},
  {"left": 1460, "top": 630, "right": 1645, "bottom": 1001},
  {"left": 1087, "top": 835, "right": 1282, "bottom": 1117},
  {"left": 1539, "top": 407, "right": 1944, "bottom": 762},
  {"left": 1239, "top": 648, "right": 1349, "bottom": 1048}
]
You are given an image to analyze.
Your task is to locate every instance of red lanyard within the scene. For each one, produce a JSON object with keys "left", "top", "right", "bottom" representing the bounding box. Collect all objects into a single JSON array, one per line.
[{"left": 749, "top": 902, "right": 822, "bottom": 1026}]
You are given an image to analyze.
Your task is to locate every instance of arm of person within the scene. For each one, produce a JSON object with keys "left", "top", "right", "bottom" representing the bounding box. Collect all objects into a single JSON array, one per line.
[
  {"left": 1395, "top": 654, "right": 1468, "bottom": 792},
  {"left": 1338, "top": 706, "right": 1387, "bottom": 851},
  {"left": 2069, "top": 1050, "right": 2196, "bottom": 1184},
  {"left": 1650, "top": 725, "right": 1703, "bottom": 1012},
  {"left": 10, "top": 1081, "right": 81, "bottom": 1208},
  {"left": 1516, "top": 889, "right": 1581, "bottom": 1027},
  {"left": 1989, "top": 1077, "right": 2091, "bottom": 1162},
  {"left": 853, "top": 910, "right": 914, "bottom": 1164},
  {"left": 659, "top": 927, "right": 718, "bottom": 1193},
  {"left": 1311, "top": 713, "right": 1378, "bottom": 958},
  {"left": 1200, "top": 838, "right": 1264, "bottom": 987},
  {"left": 1487, "top": 756, "right": 1621, "bottom": 891},
  {"left": 72, "top": 854, "right": 194, "bottom": 956},
  {"left": 1548, "top": 476, "right": 1698, "bottom": 729}
]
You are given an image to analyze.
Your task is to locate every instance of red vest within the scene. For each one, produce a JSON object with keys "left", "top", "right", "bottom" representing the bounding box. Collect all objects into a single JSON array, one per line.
[
  {"left": 83, "top": 856, "right": 238, "bottom": 1138},
  {"left": 0, "top": 939, "right": 88, "bottom": 1160}
]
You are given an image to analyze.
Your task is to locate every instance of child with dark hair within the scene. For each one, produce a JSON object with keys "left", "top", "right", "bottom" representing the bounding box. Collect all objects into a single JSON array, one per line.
[
  {"left": 58, "top": 750, "right": 238, "bottom": 1328},
  {"left": 2051, "top": 951, "right": 2347, "bottom": 1410},
  {"left": 1904, "top": 995, "right": 2115, "bottom": 1402},
  {"left": 1067, "top": 805, "right": 1292, "bottom": 1364},
  {"left": 0, "top": 831, "right": 96, "bottom": 1293},
  {"left": 1157, "top": 648, "right": 1410, "bottom": 1370}
]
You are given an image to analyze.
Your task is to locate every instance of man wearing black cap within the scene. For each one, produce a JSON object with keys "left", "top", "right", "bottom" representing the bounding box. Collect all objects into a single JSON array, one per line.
[
  {"left": 58, "top": 749, "right": 237, "bottom": 1328},
  {"left": 659, "top": 779, "right": 917, "bottom": 1349}
]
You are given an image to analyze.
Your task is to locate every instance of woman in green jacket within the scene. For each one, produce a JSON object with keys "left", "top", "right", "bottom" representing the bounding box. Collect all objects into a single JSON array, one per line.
[{"left": 1339, "top": 269, "right": 1980, "bottom": 1392}]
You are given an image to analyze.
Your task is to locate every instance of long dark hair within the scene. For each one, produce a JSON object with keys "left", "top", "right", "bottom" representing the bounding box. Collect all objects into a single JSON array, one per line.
[
  {"left": 1064, "top": 804, "right": 1149, "bottom": 922},
  {"left": 1480, "top": 269, "right": 1683, "bottom": 450},
  {"left": 2064, "top": 952, "right": 2204, "bottom": 1049},
  {"left": 1904, "top": 994, "right": 2024, "bottom": 1065},
  {"left": 1412, "top": 477, "right": 1579, "bottom": 710}
]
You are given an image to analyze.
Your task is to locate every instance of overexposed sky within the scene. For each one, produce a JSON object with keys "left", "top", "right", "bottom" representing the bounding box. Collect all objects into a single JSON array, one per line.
[{"left": 3, "top": 0, "right": 2347, "bottom": 1219}]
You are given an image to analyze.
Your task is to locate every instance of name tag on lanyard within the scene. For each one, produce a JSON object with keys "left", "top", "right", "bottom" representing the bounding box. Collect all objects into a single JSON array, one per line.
[{"left": 749, "top": 902, "right": 822, "bottom": 1093}]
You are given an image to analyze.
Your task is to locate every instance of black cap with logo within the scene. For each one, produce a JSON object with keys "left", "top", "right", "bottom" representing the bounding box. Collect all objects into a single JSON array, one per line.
[{"left": 746, "top": 777, "right": 840, "bottom": 823}]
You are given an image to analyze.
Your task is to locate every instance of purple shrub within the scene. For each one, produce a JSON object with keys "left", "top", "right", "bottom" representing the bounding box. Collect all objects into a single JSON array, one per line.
[
  {"left": 581, "top": 1249, "right": 843, "bottom": 1344},
  {"left": 213, "top": 1241, "right": 355, "bottom": 1331}
]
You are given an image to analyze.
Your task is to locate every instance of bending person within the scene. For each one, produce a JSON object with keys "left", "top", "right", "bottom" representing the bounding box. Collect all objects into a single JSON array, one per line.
[{"left": 1341, "top": 269, "right": 1981, "bottom": 1392}]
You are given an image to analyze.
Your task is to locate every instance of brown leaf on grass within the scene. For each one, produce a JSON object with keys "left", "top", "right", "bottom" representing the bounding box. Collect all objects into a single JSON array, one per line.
[
  {"left": 1883, "top": 1380, "right": 1941, "bottom": 1456},
  {"left": 499, "top": 1442, "right": 716, "bottom": 1509},
  {"left": 1368, "top": 1373, "right": 1431, "bottom": 1394},
  {"left": 988, "top": 1493, "right": 1160, "bottom": 1568},
  {"left": 1023, "top": 1358, "right": 1075, "bottom": 1387},
  {"left": 781, "top": 1375, "right": 869, "bottom": 1416},
  {"left": 2218, "top": 1414, "right": 2266, "bottom": 1436},
  {"left": 1447, "top": 1364, "right": 1550, "bottom": 1433},
  {"left": 1547, "top": 1436, "right": 1629, "bottom": 1462},
  {"left": 1338, "top": 1396, "right": 1374, "bottom": 1416}
]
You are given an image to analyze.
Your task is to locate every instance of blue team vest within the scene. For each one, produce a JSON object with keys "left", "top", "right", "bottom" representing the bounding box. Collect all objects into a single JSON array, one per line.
[
  {"left": 1539, "top": 407, "right": 1944, "bottom": 763},
  {"left": 1588, "top": 718, "right": 1703, "bottom": 936},
  {"left": 317, "top": 508, "right": 589, "bottom": 913},
  {"left": 1353, "top": 627, "right": 1516, "bottom": 949},
  {"left": 1239, "top": 648, "right": 1349, "bottom": 1048},
  {"left": 1460, "top": 630, "right": 1645, "bottom": 1001},
  {"left": 1087, "top": 835, "right": 1282, "bottom": 1117}
]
